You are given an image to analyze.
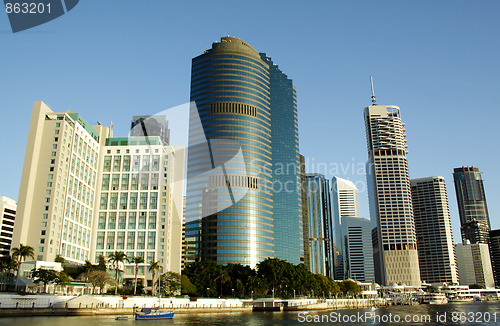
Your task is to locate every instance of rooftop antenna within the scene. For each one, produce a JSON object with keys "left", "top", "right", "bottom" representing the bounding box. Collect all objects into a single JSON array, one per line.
[{"left": 370, "top": 76, "right": 378, "bottom": 106}]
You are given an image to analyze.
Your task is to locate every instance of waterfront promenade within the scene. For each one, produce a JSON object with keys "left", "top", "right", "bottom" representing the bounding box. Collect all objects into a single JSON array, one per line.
[{"left": 0, "top": 294, "right": 385, "bottom": 316}]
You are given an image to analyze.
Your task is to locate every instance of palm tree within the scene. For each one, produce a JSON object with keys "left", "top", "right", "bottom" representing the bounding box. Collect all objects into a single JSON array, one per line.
[
  {"left": 107, "top": 251, "right": 129, "bottom": 295},
  {"left": 148, "top": 260, "right": 160, "bottom": 296},
  {"left": 132, "top": 256, "right": 144, "bottom": 295},
  {"left": 0, "top": 254, "right": 17, "bottom": 291},
  {"left": 11, "top": 244, "right": 34, "bottom": 291}
]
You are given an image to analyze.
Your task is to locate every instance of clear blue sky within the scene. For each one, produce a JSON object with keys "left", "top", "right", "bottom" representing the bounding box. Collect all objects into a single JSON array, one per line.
[{"left": 1, "top": 1, "right": 499, "bottom": 242}]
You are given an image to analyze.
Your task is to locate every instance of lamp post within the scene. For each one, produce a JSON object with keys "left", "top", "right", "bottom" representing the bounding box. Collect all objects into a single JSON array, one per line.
[
  {"left": 232, "top": 288, "right": 235, "bottom": 299},
  {"left": 251, "top": 290, "right": 253, "bottom": 300},
  {"left": 293, "top": 289, "right": 296, "bottom": 299},
  {"left": 311, "top": 289, "right": 314, "bottom": 298},
  {"left": 272, "top": 288, "right": 275, "bottom": 300},
  {"left": 206, "top": 287, "right": 210, "bottom": 297}
]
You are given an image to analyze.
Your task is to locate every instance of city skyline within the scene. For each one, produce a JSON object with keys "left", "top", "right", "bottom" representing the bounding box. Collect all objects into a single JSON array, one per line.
[{"left": 1, "top": 1, "right": 499, "bottom": 245}]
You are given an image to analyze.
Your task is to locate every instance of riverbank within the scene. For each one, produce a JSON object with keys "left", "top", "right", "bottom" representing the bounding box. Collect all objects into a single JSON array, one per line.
[{"left": 0, "top": 294, "right": 387, "bottom": 317}]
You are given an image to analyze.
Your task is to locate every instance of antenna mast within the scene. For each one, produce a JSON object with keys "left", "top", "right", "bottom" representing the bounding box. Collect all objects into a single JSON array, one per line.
[{"left": 370, "top": 76, "right": 378, "bottom": 105}]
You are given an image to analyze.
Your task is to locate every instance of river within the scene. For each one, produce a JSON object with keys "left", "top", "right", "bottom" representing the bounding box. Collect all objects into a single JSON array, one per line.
[{"left": 1, "top": 301, "right": 499, "bottom": 325}]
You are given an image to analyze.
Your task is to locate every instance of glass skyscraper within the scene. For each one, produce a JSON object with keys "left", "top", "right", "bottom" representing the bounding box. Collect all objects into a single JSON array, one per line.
[
  {"left": 260, "top": 54, "right": 302, "bottom": 264},
  {"left": 453, "top": 166, "right": 490, "bottom": 244},
  {"left": 305, "top": 173, "right": 334, "bottom": 278},
  {"left": 185, "top": 37, "right": 302, "bottom": 267}
]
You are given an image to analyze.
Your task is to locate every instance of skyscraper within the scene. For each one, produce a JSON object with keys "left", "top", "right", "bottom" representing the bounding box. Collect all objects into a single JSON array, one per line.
[
  {"left": 12, "top": 101, "right": 111, "bottom": 263},
  {"left": 260, "top": 54, "right": 303, "bottom": 265},
  {"left": 331, "top": 177, "right": 360, "bottom": 279},
  {"left": 331, "top": 177, "right": 373, "bottom": 282},
  {"left": 185, "top": 37, "right": 301, "bottom": 267},
  {"left": 410, "top": 177, "right": 458, "bottom": 285},
  {"left": 489, "top": 229, "right": 500, "bottom": 287},
  {"left": 130, "top": 115, "right": 170, "bottom": 145},
  {"left": 364, "top": 82, "right": 421, "bottom": 286},
  {"left": 0, "top": 196, "right": 16, "bottom": 258},
  {"left": 305, "top": 173, "right": 333, "bottom": 277},
  {"left": 453, "top": 166, "right": 490, "bottom": 244}
]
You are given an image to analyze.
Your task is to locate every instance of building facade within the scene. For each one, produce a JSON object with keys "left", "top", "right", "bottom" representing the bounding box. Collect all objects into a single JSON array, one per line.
[
  {"left": 260, "top": 54, "right": 303, "bottom": 265},
  {"left": 12, "top": 101, "right": 111, "bottom": 263},
  {"left": 453, "top": 166, "right": 490, "bottom": 244},
  {"left": 331, "top": 177, "right": 360, "bottom": 280},
  {"left": 305, "top": 174, "right": 333, "bottom": 277},
  {"left": 455, "top": 241, "right": 494, "bottom": 288},
  {"left": 364, "top": 102, "right": 421, "bottom": 286},
  {"left": 185, "top": 37, "right": 301, "bottom": 267},
  {"left": 0, "top": 196, "right": 16, "bottom": 257},
  {"left": 92, "top": 136, "right": 184, "bottom": 287},
  {"left": 488, "top": 229, "right": 500, "bottom": 287},
  {"left": 340, "top": 216, "right": 374, "bottom": 283},
  {"left": 130, "top": 115, "right": 170, "bottom": 146},
  {"left": 410, "top": 177, "right": 458, "bottom": 285}
]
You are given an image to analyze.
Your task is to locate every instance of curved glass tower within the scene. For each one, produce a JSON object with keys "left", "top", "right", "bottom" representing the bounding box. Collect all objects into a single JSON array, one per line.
[{"left": 185, "top": 37, "right": 274, "bottom": 267}]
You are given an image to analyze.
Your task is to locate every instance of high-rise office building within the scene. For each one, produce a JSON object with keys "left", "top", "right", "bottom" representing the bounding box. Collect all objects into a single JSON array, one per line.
[
  {"left": 340, "top": 216, "right": 375, "bottom": 283},
  {"left": 331, "top": 177, "right": 360, "bottom": 279},
  {"left": 260, "top": 54, "right": 303, "bottom": 265},
  {"left": 305, "top": 173, "right": 333, "bottom": 277},
  {"left": 12, "top": 101, "right": 111, "bottom": 263},
  {"left": 92, "top": 136, "right": 184, "bottom": 289},
  {"left": 300, "top": 155, "right": 310, "bottom": 268},
  {"left": 488, "top": 229, "right": 500, "bottom": 287},
  {"left": 410, "top": 177, "right": 458, "bottom": 285},
  {"left": 130, "top": 115, "right": 170, "bottom": 145},
  {"left": 455, "top": 241, "right": 494, "bottom": 288},
  {"left": 364, "top": 86, "right": 421, "bottom": 286},
  {"left": 453, "top": 166, "right": 490, "bottom": 244},
  {"left": 0, "top": 196, "right": 16, "bottom": 257},
  {"left": 185, "top": 37, "right": 302, "bottom": 267}
]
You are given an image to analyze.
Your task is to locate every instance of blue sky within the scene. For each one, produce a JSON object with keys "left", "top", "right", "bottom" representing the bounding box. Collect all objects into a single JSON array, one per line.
[{"left": 1, "top": 1, "right": 499, "bottom": 242}]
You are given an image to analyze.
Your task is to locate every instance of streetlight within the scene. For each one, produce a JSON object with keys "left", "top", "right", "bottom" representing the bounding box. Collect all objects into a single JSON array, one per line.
[
  {"left": 232, "top": 288, "right": 235, "bottom": 299},
  {"left": 311, "top": 289, "right": 314, "bottom": 298},
  {"left": 251, "top": 290, "right": 253, "bottom": 300},
  {"left": 206, "top": 287, "right": 210, "bottom": 297},
  {"left": 272, "top": 288, "right": 275, "bottom": 300},
  {"left": 293, "top": 289, "right": 296, "bottom": 299}
]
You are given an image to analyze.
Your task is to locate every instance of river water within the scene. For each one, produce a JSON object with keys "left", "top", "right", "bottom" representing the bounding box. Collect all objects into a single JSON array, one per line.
[{"left": 1, "top": 302, "right": 500, "bottom": 325}]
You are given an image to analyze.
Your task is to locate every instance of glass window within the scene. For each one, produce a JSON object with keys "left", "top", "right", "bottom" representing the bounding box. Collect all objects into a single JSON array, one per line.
[
  {"left": 123, "top": 155, "right": 131, "bottom": 172},
  {"left": 117, "top": 232, "right": 125, "bottom": 250},
  {"left": 111, "top": 174, "right": 120, "bottom": 190},
  {"left": 103, "top": 156, "right": 112, "bottom": 172},
  {"left": 113, "top": 156, "right": 121, "bottom": 172},
  {"left": 147, "top": 231, "right": 156, "bottom": 250},
  {"left": 131, "top": 174, "right": 139, "bottom": 190},
  {"left": 108, "top": 212, "right": 116, "bottom": 229},
  {"left": 119, "top": 193, "right": 128, "bottom": 210},
  {"left": 140, "top": 173, "right": 149, "bottom": 190},
  {"left": 152, "top": 155, "right": 160, "bottom": 171},
  {"left": 118, "top": 212, "right": 126, "bottom": 229},
  {"left": 106, "top": 232, "right": 115, "bottom": 250},
  {"left": 137, "top": 231, "right": 145, "bottom": 249},
  {"left": 128, "top": 212, "right": 136, "bottom": 229},
  {"left": 96, "top": 232, "right": 105, "bottom": 249},
  {"left": 98, "top": 212, "right": 106, "bottom": 229},
  {"left": 146, "top": 252, "right": 154, "bottom": 263},
  {"left": 132, "top": 155, "right": 140, "bottom": 171},
  {"left": 101, "top": 174, "right": 110, "bottom": 190},
  {"left": 139, "top": 193, "right": 148, "bottom": 209},
  {"left": 142, "top": 155, "right": 150, "bottom": 171},
  {"left": 121, "top": 174, "right": 129, "bottom": 190},
  {"left": 100, "top": 193, "right": 108, "bottom": 210},
  {"left": 109, "top": 193, "right": 118, "bottom": 210},
  {"left": 127, "top": 231, "right": 135, "bottom": 249},
  {"left": 129, "top": 193, "right": 138, "bottom": 209},
  {"left": 148, "top": 212, "right": 156, "bottom": 229},
  {"left": 138, "top": 212, "right": 146, "bottom": 229}
]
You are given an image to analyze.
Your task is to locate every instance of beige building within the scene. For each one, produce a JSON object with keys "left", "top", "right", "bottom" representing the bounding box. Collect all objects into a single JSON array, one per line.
[
  {"left": 455, "top": 241, "right": 494, "bottom": 288},
  {"left": 0, "top": 196, "right": 17, "bottom": 257},
  {"left": 92, "top": 136, "right": 185, "bottom": 290},
  {"left": 364, "top": 103, "right": 421, "bottom": 287},
  {"left": 13, "top": 101, "right": 111, "bottom": 263}
]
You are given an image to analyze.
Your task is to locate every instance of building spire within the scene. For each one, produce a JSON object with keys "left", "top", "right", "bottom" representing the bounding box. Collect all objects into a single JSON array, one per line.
[{"left": 370, "top": 76, "right": 378, "bottom": 106}]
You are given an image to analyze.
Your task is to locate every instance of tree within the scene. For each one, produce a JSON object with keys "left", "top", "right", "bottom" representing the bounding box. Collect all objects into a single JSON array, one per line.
[
  {"left": 161, "top": 271, "right": 181, "bottom": 296},
  {"left": 11, "top": 244, "right": 34, "bottom": 291},
  {"left": 87, "top": 270, "right": 112, "bottom": 293},
  {"left": 32, "top": 268, "right": 59, "bottom": 293},
  {"left": 131, "top": 256, "right": 144, "bottom": 295},
  {"left": 339, "top": 280, "right": 361, "bottom": 296},
  {"left": 148, "top": 261, "right": 160, "bottom": 296},
  {"left": 107, "top": 251, "right": 129, "bottom": 295},
  {"left": 0, "top": 255, "right": 17, "bottom": 291},
  {"left": 98, "top": 255, "right": 107, "bottom": 271},
  {"left": 54, "top": 255, "right": 65, "bottom": 263},
  {"left": 181, "top": 275, "right": 197, "bottom": 296}
]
